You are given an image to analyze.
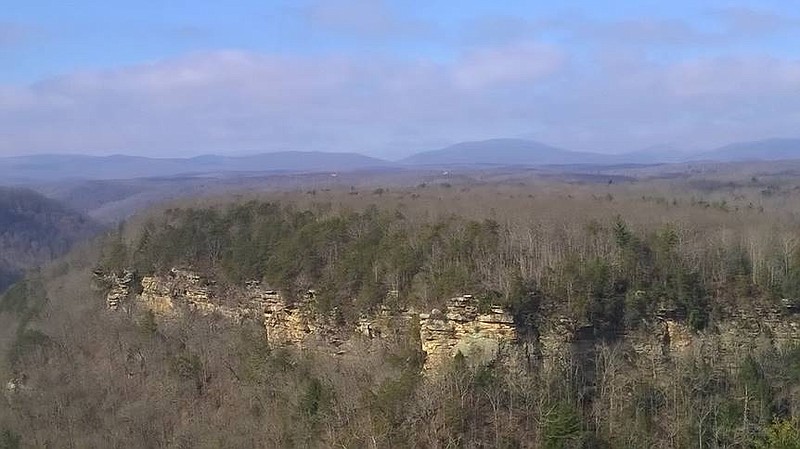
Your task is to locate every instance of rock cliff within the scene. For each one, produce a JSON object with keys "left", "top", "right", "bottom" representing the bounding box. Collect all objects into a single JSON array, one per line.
[
  {"left": 96, "top": 269, "right": 800, "bottom": 374},
  {"left": 419, "top": 296, "right": 516, "bottom": 369},
  {"left": 93, "top": 269, "right": 134, "bottom": 310}
]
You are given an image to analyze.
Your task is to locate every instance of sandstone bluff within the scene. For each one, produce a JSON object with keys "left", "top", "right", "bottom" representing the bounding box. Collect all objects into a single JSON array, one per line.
[{"left": 95, "top": 268, "right": 800, "bottom": 373}]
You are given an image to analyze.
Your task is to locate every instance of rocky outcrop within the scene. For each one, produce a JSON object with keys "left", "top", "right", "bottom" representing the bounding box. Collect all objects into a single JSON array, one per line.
[
  {"left": 98, "top": 269, "right": 519, "bottom": 368},
  {"left": 536, "top": 304, "right": 800, "bottom": 383},
  {"left": 93, "top": 269, "right": 134, "bottom": 310},
  {"left": 138, "top": 268, "right": 216, "bottom": 317},
  {"left": 135, "top": 268, "right": 261, "bottom": 321},
  {"left": 419, "top": 296, "right": 516, "bottom": 370},
  {"left": 96, "top": 269, "right": 800, "bottom": 374},
  {"left": 261, "top": 288, "right": 328, "bottom": 346},
  {"left": 138, "top": 275, "right": 178, "bottom": 316}
]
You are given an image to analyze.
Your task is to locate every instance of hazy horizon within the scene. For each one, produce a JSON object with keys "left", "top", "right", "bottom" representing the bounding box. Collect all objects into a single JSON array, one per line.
[{"left": 0, "top": 136, "right": 797, "bottom": 162}]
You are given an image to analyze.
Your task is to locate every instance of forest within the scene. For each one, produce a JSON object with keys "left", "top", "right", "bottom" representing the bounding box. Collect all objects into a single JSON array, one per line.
[
  {"left": 0, "top": 187, "right": 100, "bottom": 294},
  {"left": 3, "top": 174, "right": 800, "bottom": 448}
]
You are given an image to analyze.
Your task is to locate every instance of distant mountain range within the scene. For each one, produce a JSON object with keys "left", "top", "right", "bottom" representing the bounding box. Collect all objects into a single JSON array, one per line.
[
  {"left": 694, "top": 138, "right": 800, "bottom": 162},
  {"left": 400, "top": 137, "right": 800, "bottom": 167},
  {"left": 400, "top": 139, "right": 612, "bottom": 166},
  {"left": 2, "top": 138, "right": 799, "bottom": 182},
  {"left": 0, "top": 151, "right": 387, "bottom": 183}
]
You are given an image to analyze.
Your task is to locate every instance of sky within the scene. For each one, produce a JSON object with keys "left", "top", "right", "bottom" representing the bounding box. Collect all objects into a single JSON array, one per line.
[{"left": 1, "top": 0, "right": 799, "bottom": 158}]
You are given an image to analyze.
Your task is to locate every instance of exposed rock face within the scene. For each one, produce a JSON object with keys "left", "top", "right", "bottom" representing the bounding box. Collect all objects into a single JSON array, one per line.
[
  {"left": 93, "top": 269, "right": 134, "bottom": 310},
  {"left": 97, "top": 269, "right": 800, "bottom": 373},
  {"left": 536, "top": 304, "right": 800, "bottom": 383},
  {"left": 622, "top": 309, "right": 693, "bottom": 373},
  {"left": 698, "top": 307, "right": 800, "bottom": 369},
  {"left": 139, "top": 268, "right": 209, "bottom": 317},
  {"left": 262, "top": 289, "right": 324, "bottom": 346},
  {"left": 138, "top": 275, "right": 177, "bottom": 316},
  {"left": 419, "top": 296, "right": 516, "bottom": 370},
  {"left": 664, "top": 319, "right": 694, "bottom": 355},
  {"left": 138, "top": 268, "right": 262, "bottom": 321},
  {"left": 99, "top": 269, "right": 518, "bottom": 368},
  {"left": 262, "top": 295, "right": 418, "bottom": 356}
]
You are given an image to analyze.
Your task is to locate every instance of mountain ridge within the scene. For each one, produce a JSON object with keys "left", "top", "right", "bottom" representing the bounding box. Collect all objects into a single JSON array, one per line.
[
  {"left": 0, "top": 151, "right": 389, "bottom": 183},
  {"left": 400, "top": 138, "right": 611, "bottom": 166},
  {"left": 695, "top": 138, "right": 800, "bottom": 162},
  {"left": 3, "top": 137, "right": 800, "bottom": 183}
]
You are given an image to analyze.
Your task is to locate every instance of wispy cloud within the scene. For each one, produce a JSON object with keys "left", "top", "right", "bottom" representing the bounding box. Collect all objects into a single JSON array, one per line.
[
  {"left": 1, "top": 41, "right": 798, "bottom": 157},
  {"left": 452, "top": 41, "right": 565, "bottom": 89},
  {"left": 2, "top": 3, "right": 800, "bottom": 157}
]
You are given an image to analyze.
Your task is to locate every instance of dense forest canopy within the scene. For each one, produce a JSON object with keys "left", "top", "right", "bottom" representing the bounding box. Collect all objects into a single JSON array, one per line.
[
  {"left": 3, "top": 177, "right": 800, "bottom": 448},
  {"left": 101, "top": 182, "right": 800, "bottom": 332}
]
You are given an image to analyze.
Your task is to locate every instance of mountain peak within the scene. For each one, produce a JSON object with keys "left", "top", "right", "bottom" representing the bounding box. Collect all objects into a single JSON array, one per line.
[
  {"left": 401, "top": 138, "right": 607, "bottom": 166},
  {"left": 697, "top": 138, "right": 800, "bottom": 162}
]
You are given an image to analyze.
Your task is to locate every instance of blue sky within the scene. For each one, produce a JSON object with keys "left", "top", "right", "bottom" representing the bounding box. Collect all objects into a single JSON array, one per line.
[{"left": 2, "top": 0, "right": 799, "bottom": 157}]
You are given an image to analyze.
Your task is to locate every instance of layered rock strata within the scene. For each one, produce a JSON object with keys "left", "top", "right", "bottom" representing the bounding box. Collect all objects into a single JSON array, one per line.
[
  {"left": 419, "top": 296, "right": 516, "bottom": 369},
  {"left": 93, "top": 269, "right": 134, "bottom": 310},
  {"left": 97, "top": 269, "right": 800, "bottom": 373}
]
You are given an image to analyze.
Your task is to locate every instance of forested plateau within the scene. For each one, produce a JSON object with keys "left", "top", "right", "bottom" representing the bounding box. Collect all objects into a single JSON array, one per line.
[{"left": 3, "top": 177, "right": 800, "bottom": 448}]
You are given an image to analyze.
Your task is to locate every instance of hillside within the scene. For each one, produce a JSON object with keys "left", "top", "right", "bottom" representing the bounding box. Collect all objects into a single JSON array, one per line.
[{"left": 0, "top": 187, "right": 101, "bottom": 292}]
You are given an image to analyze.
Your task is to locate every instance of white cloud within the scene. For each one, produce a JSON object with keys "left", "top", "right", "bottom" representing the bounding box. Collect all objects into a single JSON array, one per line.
[
  {"left": 453, "top": 42, "right": 566, "bottom": 89},
  {"left": 665, "top": 56, "right": 800, "bottom": 98},
  {"left": 0, "top": 41, "right": 799, "bottom": 157}
]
